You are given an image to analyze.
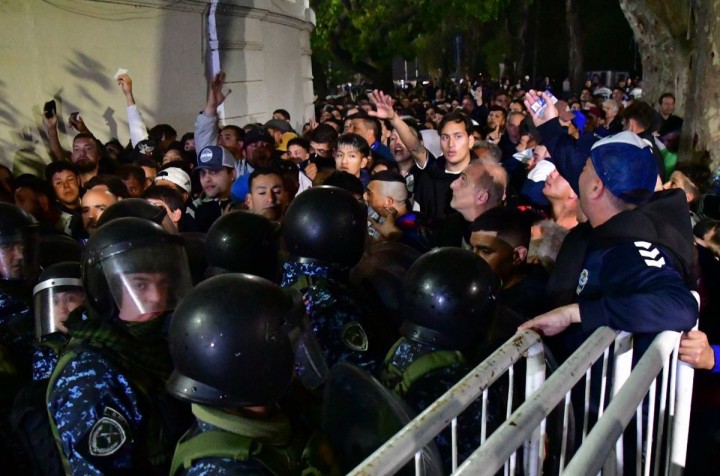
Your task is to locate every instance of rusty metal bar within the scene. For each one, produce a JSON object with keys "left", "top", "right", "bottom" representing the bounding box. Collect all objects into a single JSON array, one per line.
[
  {"left": 348, "top": 330, "right": 545, "bottom": 476},
  {"left": 454, "top": 327, "right": 619, "bottom": 476},
  {"left": 561, "top": 331, "right": 682, "bottom": 475}
]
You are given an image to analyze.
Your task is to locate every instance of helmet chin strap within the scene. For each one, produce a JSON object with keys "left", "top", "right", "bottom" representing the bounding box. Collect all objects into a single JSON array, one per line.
[{"left": 400, "top": 321, "right": 458, "bottom": 349}]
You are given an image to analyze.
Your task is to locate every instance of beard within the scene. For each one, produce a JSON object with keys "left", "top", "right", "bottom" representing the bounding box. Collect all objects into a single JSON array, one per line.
[{"left": 75, "top": 158, "right": 98, "bottom": 174}]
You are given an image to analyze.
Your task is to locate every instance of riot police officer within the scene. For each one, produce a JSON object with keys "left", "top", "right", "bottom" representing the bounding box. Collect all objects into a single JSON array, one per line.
[
  {"left": 0, "top": 203, "right": 40, "bottom": 473},
  {"left": 10, "top": 261, "right": 83, "bottom": 476},
  {"left": 379, "top": 247, "right": 503, "bottom": 470},
  {"left": 31, "top": 261, "right": 83, "bottom": 380},
  {"left": 166, "top": 273, "right": 316, "bottom": 475},
  {"left": 281, "top": 186, "right": 391, "bottom": 373},
  {"left": 205, "top": 210, "right": 281, "bottom": 281},
  {"left": 46, "top": 217, "right": 193, "bottom": 475}
]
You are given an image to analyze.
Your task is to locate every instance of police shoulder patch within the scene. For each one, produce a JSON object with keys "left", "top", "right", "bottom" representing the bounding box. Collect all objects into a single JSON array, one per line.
[
  {"left": 88, "top": 407, "right": 130, "bottom": 457},
  {"left": 342, "top": 321, "right": 369, "bottom": 352}
]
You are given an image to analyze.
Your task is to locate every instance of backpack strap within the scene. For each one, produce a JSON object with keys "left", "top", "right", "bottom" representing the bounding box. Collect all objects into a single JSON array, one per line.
[
  {"left": 45, "top": 339, "right": 84, "bottom": 475},
  {"left": 170, "top": 428, "right": 296, "bottom": 476},
  {"left": 383, "top": 346, "right": 466, "bottom": 398}
]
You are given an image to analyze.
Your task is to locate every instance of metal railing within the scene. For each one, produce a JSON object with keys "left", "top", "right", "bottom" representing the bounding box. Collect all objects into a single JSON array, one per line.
[
  {"left": 351, "top": 325, "right": 694, "bottom": 475},
  {"left": 348, "top": 329, "right": 546, "bottom": 476},
  {"left": 561, "top": 330, "right": 694, "bottom": 475}
]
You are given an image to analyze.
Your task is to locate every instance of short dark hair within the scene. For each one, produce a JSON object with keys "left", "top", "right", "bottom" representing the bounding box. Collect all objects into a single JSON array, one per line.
[
  {"left": 438, "top": 110, "right": 474, "bottom": 136},
  {"left": 248, "top": 166, "right": 284, "bottom": 192},
  {"left": 117, "top": 164, "right": 146, "bottom": 184},
  {"left": 658, "top": 93, "right": 676, "bottom": 105},
  {"left": 469, "top": 206, "right": 533, "bottom": 249},
  {"left": 149, "top": 124, "right": 177, "bottom": 142},
  {"left": 348, "top": 113, "right": 381, "bottom": 142},
  {"left": 273, "top": 109, "right": 291, "bottom": 121},
  {"left": 287, "top": 137, "right": 310, "bottom": 153},
  {"left": 368, "top": 170, "right": 406, "bottom": 185},
  {"left": 135, "top": 156, "right": 159, "bottom": 171},
  {"left": 14, "top": 174, "right": 54, "bottom": 199},
  {"left": 337, "top": 133, "right": 370, "bottom": 157},
  {"left": 621, "top": 101, "right": 657, "bottom": 131},
  {"left": 510, "top": 99, "right": 526, "bottom": 112},
  {"left": 323, "top": 171, "right": 364, "bottom": 197},
  {"left": 84, "top": 174, "right": 130, "bottom": 198},
  {"left": 143, "top": 184, "right": 185, "bottom": 212},
  {"left": 220, "top": 125, "right": 245, "bottom": 141},
  {"left": 309, "top": 123, "right": 339, "bottom": 149},
  {"left": 45, "top": 161, "right": 80, "bottom": 182}
]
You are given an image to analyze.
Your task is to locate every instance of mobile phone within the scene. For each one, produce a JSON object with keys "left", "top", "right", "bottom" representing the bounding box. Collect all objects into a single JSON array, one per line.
[
  {"left": 530, "top": 93, "right": 558, "bottom": 118},
  {"left": 43, "top": 100, "right": 56, "bottom": 119}
]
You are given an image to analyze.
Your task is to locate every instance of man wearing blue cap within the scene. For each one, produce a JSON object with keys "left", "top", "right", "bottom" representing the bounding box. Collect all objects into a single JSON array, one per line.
[
  {"left": 519, "top": 120, "right": 697, "bottom": 340},
  {"left": 184, "top": 145, "right": 236, "bottom": 233}
]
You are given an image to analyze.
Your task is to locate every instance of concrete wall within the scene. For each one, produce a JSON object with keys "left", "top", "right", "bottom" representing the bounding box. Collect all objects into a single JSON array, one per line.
[{"left": 0, "top": 0, "right": 315, "bottom": 175}]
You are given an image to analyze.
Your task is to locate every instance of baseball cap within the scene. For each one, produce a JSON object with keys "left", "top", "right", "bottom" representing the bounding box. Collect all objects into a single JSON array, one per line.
[
  {"left": 276, "top": 132, "right": 298, "bottom": 152},
  {"left": 195, "top": 146, "right": 235, "bottom": 172},
  {"left": 571, "top": 111, "right": 587, "bottom": 135},
  {"left": 590, "top": 131, "right": 658, "bottom": 204},
  {"left": 154, "top": 167, "right": 192, "bottom": 193},
  {"left": 264, "top": 119, "right": 292, "bottom": 133}
]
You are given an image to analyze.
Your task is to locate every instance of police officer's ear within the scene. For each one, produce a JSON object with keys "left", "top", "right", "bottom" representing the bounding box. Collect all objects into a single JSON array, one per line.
[{"left": 512, "top": 245, "right": 528, "bottom": 266}]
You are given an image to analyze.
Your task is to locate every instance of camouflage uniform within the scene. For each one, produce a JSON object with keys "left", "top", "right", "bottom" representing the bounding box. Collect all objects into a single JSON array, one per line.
[
  {"left": 31, "top": 333, "right": 66, "bottom": 381},
  {"left": 381, "top": 337, "right": 503, "bottom": 471},
  {"left": 46, "top": 307, "right": 189, "bottom": 475},
  {"left": 281, "top": 260, "right": 380, "bottom": 374},
  {"left": 0, "top": 286, "right": 35, "bottom": 472}
]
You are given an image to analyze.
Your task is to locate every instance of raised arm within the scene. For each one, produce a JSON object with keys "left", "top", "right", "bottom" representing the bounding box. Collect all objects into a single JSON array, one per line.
[
  {"left": 195, "top": 71, "right": 227, "bottom": 152},
  {"left": 117, "top": 73, "right": 148, "bottom": 147},
  {"left": 368, "top": 90, "right": 428, "bottom": 168},
  {"left": 43, "top": 109, "right": 68, "bottom": 162}
]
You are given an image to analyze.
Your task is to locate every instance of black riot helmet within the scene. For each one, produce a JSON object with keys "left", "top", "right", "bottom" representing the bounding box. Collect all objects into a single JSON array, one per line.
[
  {"left": 0, "top": 203, "right": 39, "bottom": 282},
  {"left": 400, "top": 247, "right": 499, "bottom": 350},
  {"left": 82, "top": 217, "right": 192, "bottom": 320},
  {"left": 282, "top": 186, "right": 367, "bottom": 268},
  {"left": 205, "top": 211, "right": 281, "bottom": 281},
  {"left": 166, "top": 274, "right": 300, "bottom": 407},
  {"left": 33, "top": 261, "right": 84, "bottom": 339},
  {"left": 96, "top": 198, "right": 175, "bottom": 234}
]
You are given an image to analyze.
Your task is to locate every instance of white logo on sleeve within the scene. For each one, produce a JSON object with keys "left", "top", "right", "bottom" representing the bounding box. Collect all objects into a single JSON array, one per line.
[
  {"left": 576, "top": 269, "right": 589, "bottom": 295},
  {"left": 634, "top": 241, "right": 666, "bottom": 268}
]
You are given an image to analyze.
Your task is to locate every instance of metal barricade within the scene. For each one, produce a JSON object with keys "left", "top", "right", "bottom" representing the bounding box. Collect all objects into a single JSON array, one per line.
[
  {"left": 561, "top": 330, "right": 694, "bottom": 476},
  {"left": 351, "top": 326, "right": 694, "bottom": 476},
  {"left": 348, "top": 329, "right": 546, "bottom": 476}
]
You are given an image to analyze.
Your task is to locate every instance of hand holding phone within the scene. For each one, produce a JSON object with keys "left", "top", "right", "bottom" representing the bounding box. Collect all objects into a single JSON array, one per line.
[{"left": 43, "top": 100, "right": 56, "bottom": 119}]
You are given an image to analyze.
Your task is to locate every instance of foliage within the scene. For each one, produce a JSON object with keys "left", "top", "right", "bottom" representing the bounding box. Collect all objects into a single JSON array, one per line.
[{"left": 309, "top": 0, "right": 515, "bottom": 85}]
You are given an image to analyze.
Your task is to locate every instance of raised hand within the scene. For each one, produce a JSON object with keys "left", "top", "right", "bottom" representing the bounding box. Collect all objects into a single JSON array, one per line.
[
  {"left": 523, "top": 90, "right": 558, "bottom": 127},
  {"left": 368, "top": 90, "right": 396, "bottom": 120}
]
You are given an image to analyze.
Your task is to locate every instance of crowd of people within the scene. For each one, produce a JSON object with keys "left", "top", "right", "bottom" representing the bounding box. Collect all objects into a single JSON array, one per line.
[{"left": 0, "top": 67, "right": 718, "bottom": 474}]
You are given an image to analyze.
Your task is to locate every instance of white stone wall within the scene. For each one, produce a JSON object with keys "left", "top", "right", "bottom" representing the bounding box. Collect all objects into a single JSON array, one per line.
[{"left": 0, "top": 0, "right": 315, "bottom": 176}]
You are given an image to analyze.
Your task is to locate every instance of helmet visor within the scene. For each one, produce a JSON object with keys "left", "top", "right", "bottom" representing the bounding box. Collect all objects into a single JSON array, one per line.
[
  {"left": 0, "top": 231, "right": 39, "bottom": 281},
  {"left": 102, "top": 242, "right": 192, "bottom": 322},
  {"left": 33, "top": 279, "right": 84, "bottom": 338}
]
